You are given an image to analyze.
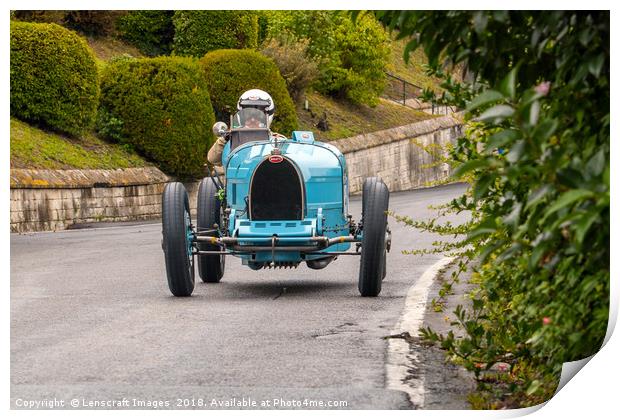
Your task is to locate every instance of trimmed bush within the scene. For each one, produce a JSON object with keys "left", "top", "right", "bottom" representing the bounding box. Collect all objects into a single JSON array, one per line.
[
  {"left": 173, "top": 11, "right": 259, "bottom": 57},
  {"left": 117, "top": 11, "right": 175, "bottom": 56},
  {"left": 199, "top": 49, "right": 298, "bottom": 136},
  {"left": 10, "top": 21, "right": 100, "bottom": 136},
  {"left": 98, "top": 57, "right": 215, "bottom": 178}
]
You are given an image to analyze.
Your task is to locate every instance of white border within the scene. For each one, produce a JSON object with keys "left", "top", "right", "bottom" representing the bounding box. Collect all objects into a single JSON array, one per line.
[{"left": 4, "top": 3, "right": 617, "bottom": 420}]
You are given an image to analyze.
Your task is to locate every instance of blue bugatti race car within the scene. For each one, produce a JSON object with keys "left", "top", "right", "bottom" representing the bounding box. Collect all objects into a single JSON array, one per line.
[{"left": 161, "top": 108, "right": 391, "bottom": 297}]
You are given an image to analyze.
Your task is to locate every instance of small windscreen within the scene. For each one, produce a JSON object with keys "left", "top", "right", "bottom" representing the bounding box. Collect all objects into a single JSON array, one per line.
[{"left": 232, "top": 108, "right": 268, "bottom": 129}]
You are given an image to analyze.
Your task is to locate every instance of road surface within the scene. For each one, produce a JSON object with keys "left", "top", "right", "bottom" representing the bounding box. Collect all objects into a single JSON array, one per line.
[{"left": 11, "top": 184, "right": 468, "bottom": 409}]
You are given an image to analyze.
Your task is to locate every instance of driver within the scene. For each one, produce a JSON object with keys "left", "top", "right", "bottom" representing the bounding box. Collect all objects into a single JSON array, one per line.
[
  {"left": 235, "top": 107, "right": 267, "bottom": 129},
  {"left": 207, "top": 89, "right": 275, "bottom": 170}
]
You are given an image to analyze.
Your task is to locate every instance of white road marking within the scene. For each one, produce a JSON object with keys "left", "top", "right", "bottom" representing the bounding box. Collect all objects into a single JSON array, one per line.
[{"left": 385, "top": 256, "right": 455, "bottom": 409}]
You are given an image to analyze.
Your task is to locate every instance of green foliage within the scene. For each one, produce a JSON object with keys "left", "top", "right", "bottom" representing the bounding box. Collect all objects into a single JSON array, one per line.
[
  {"left": 10, "top": 21, "right": 100, "bottom": 137},
  {"left": 261, "top": 37, "right": 318, "bottom": 103},
  {"left": 98, "top": 56, "right": 215, "bottom": 178},
  {"left": 387, "top": 33, "right": 443, "bottom": 92},
  {"left": 63, "top": 11, "right": 126, "bottom": 36},
  {"left": 13, "top": 10, "right": 125, "bottom": 36},
  {"left": 172, "top": 11, "right": 259, "bottom": 57},
  {"left": 116, "top": 11, "right": 175, "bottom": 56},
  {"left": 377, "top": 11, "right": 610, "bottom": 407},
  {"left": 256, "top": 10, "right": 270, "bottom": 47},
  {"left": 12, "top": 10, "right": 66, "bottom": 24},
  {"left": 264, "top": 11, "right": 390, "bottom": 106},
  {"left": 199, "top": 49, "right": 298, "bottom": 136}
]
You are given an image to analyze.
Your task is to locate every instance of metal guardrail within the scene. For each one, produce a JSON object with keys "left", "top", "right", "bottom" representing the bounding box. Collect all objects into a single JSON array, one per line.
[
  {"left": 383, "top": 72, "right": 424, "bottom": 107},
  {"left": 382, "top": 72, "right": 456, "bottom": 115}
]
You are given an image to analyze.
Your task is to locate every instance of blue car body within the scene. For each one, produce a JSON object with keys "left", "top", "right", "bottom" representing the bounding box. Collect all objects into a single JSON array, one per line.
[
  {"left": 161, "top": 118, "right": 390, "bottom": 297},
  {"left": 220, "top": 131, "right": 354, "bottom": 267}
]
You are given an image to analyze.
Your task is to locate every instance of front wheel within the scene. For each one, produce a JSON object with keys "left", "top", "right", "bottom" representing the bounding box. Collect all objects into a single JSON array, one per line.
[
  {"left": 358, "top": 177, "right": 389, "bottom": 297},
  {"left": 196, "top": 177, "right": 225, "bottom": 283},
  {"left": 162, "top": 182, "right": 195, "bottom": 297}
]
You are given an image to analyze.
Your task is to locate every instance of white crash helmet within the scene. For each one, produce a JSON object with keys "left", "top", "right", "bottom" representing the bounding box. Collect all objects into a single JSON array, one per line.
[{"left": 237, "top": 89, "right": 275, "bottom": 126}]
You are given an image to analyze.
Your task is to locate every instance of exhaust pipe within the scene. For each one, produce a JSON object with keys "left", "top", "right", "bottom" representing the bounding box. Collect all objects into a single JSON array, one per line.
[{"left": 195, "top": 235, "right": 358, "bottom": 252}]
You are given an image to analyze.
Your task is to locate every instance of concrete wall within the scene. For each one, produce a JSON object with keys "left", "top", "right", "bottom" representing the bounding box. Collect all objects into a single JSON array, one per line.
[{"left": 10, "top": 115, "right": 461, "bottom": 233}]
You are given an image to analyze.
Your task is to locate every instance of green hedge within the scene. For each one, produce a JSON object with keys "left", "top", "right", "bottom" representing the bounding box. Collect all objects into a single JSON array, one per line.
[
  {"left": 173, "top": 11, "right": 259, "bottom": 57},
  {"left": 10, "top": 21, "right": 100, "bottom": 136},
  {"left": 98, "top": 57, "right": 215, "bottom": 178},
  {"left": 200, "top": 49, "right": 297, "bottom": 136},
  {"left": 117, "top": 11, "right": 175, "bottom": 56}
]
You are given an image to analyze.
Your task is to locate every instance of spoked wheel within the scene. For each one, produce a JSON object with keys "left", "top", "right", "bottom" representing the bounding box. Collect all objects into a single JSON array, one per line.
[
  {"left": 358, "top": 177, "right": 389, "bottom": 297},
  {"left": 197, "top": 177, "right": 225, "bottom": 283},
  {"left": 162, "top": 182, "right": 195, "bottom": 297}
]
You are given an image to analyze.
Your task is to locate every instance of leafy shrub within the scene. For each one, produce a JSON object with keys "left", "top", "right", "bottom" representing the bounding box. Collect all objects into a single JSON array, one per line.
[
  {"left": 256, "top": 11, "right": 270, "bottom": 47},
  {"left": 63, "top": 11, "right": 126, "bottom": 36},
  {"left": 172, "top": 11, "right": 259, "bottom": 57},
  {"left": 116, "top": 11, "right": 175, "bottom": 56},
  {"left": 10, "top": 21, "right": 100, "bottom": 136},
  {"left": 13, "top": 10, "right": 125, "bottom": 36},
  {"left": 264, "top": 11, "right": 390, "bottom": 106},
  {"left": 378, "top": 11, "right": 610, "bottom": 407},
  {"left": 261, "top": 37, "right": 318, "bottom": 103},
  {"left": 98, "top": 56, "right": 215, "bottom": 177},
  {"left": 12, "top": 10, "right": 66, "bottom": 24},
  {"left": 199, "top": 49, "right": 298, "bottom": 135}
]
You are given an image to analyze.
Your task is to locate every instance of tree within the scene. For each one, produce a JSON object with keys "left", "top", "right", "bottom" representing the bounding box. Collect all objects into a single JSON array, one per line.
[{"left": 266, "top": 11, "right": 390, "bottom": 106}]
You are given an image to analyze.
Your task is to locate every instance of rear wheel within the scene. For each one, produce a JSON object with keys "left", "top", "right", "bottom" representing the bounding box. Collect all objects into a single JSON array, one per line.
[
  {"left": 197, "top": 178, "right": 225, "bottom": 283},
  {"left": 358, "top": 177, "right": 389, "bottom": 297},
  {"left": 162, "top": 182, "right": 194, "bottom": 297}
]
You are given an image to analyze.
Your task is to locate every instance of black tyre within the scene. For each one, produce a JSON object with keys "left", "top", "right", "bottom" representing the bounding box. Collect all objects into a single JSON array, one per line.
[
  {"left": 382, "top": 249, "right": 387, "bottom": 280},
  {"left": 197, "top": 177, "right": 225, "bottom": 283},
  {"left": 358, "top": 177, "right": 389, "bottom": 297},
  {"left": 382, "top": 225, "right": 391, "bottom": 280},
  {"left": 162, "top": 182, "right": 195, "bottom": 297}
]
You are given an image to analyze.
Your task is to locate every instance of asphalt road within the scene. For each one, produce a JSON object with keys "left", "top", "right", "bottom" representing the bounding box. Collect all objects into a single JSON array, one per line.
[{"left": 11, "top": 183, "right": 468, "bottom": 410}]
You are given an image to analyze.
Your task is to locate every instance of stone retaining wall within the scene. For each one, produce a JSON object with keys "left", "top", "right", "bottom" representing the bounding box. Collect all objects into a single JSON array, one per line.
[
  {"left": 332, "top": 115, "right": 462, "bottom": 194},
  {"left": 10, "top": 115, "right": 462, "bottom": 233},
  {"left": 10, "top": 168, "right": 167, "bottom": 233}
]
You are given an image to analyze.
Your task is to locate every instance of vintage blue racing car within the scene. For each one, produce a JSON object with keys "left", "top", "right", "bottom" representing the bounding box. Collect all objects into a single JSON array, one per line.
[{"left": 161, "top": 108, "right": 391, "bottom": 297}]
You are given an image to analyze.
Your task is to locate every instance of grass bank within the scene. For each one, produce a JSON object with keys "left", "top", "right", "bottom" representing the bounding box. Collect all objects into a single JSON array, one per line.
[
  {"left": 10, "top": 118, "right": 148, "bottom": 170},
  {"left": 297, "top": 92, "right": 434, "bottom": 141}
]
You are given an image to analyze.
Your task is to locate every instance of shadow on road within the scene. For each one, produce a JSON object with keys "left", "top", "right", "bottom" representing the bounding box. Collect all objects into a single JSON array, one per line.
[{"left": 210, "top": 279, "right": 352, "bottom": 299}]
